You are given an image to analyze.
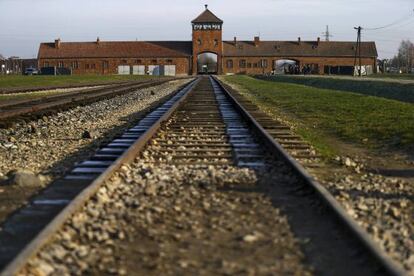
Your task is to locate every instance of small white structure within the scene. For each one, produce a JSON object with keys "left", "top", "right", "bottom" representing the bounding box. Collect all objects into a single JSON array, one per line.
[{"left": 118, "top": 65, "right": 130, "bottom": 75}]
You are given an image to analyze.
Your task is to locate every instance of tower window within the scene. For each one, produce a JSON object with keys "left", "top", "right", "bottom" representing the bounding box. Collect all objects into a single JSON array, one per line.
[
  {"left": 214, "top": 39, "right": 218, "bottom": 47},
  {"left": 226, "top": 60, "right": 233, "bottom": 69},
  {"left": 197, "top": 39, "right": 202, "bottom": 46}
]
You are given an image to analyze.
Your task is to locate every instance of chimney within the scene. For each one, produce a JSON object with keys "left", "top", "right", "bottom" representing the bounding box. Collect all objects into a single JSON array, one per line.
[
  {"left": 205, "top": 4, "right": 208, "bottom": 10},
  {"left": 298, "top": 37, "right": 301, "bottom": 44},
  {"left": 254, "top": 36, "right": 260, "bottom": 47},
  {"left": 97, "top": 37, "right": 100, "bottom": 44},
  {"left": 234, "top": 36, "right": 237, "bottom": 45},
  {"left": 55, "top": 38, "right": 61, "bottom": 49},
  {"left": 317, "top": 37, "right": 320, "bottom": 44}
]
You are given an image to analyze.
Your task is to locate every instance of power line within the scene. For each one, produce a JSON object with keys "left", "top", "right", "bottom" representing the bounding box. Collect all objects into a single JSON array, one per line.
[{"left": 363, "top": 9, "right": 414, "bottom": 31}]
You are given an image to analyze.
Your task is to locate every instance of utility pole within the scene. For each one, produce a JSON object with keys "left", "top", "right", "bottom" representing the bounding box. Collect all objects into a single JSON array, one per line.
[
  {"left": 322, "top": 25, "right": 333, "bottom": 41},
  {"left": 353, "top": 26, "right": 362, "bottom": 77}
]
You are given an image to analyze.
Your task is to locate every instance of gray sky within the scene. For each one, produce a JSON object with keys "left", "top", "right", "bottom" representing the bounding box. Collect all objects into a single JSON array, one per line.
[{"left": 0, "top": 0, "right": 413, "bottom": 58}]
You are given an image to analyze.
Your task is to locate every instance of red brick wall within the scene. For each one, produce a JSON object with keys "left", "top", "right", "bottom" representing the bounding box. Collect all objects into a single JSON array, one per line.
[
  {"left": 38, "top": 57, "right": 191, "bottom": 75},
  {"left": 192, "top": 29, "right": 223, "bottom": 74},
  {"left": 222, "top": 56, "right": 377, "bottom": 75}
]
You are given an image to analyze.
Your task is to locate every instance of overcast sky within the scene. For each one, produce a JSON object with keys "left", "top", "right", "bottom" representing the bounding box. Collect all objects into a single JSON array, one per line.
[{"left": 0, "top": 0, "right": 413, "bottom": 58}]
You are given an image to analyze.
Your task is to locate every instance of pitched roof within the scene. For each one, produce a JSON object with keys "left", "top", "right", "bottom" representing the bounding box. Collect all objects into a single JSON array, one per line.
[
  {"left": 223, "top": 40, "right": 378, "bottom": 57},
  {"left": 191, "top": 8, "right": 223, "bottom": 24},
  {"left": 38, "top": 41, "right": 192, "bottom": 59}
]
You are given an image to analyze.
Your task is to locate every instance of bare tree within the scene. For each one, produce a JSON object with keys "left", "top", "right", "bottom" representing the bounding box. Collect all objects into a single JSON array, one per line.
[{"left": 390, "top": 40, "right": 414, "bottom": 73}]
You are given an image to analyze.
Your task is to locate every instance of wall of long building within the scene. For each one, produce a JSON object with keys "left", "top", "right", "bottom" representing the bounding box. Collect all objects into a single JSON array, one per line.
[
  {"left": 222, "top": 56, "right": 377, "bottom": 75},
  {"left": 38, "top": 55, "right": 377, "bottom": 76},
  {"left": 38, "top": 57, "right": 191, "bottom": 75}
]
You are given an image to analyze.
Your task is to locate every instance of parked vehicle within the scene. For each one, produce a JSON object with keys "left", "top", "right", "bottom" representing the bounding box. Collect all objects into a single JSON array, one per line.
[{"left": 24, "top": 67, "right": 39, "bottom": 75}]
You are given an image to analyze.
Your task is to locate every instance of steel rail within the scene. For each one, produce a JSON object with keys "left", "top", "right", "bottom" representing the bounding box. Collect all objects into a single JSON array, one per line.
[
  {"left": 0, "top": 78, "right": 183, "bottom": 121},
  {"left": 0, "top": 79, "right": 168, "bottom": 95},
  {"left": 0, "top": 77, "right": 200, "bottom": 276},
  {"left": 213, "top": 76, "right": 405, "bottom": 276}
]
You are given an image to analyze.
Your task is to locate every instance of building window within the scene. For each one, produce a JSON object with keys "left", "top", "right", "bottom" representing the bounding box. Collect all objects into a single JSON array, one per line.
[
  {"left": 121, "top": 59, "right": 128, "bottom": 64},
  {"left": 166, "top": 59, "right": 173, "bottom": 64},
  {"left": 71, "top": 61, "right": 79, "bottom": 69},
  {"left": 226, "top": 60, "right": 233, "bottom": 69},
  {"left": 247, "top": 63, "right": 252, "bottom": 68},
  {"left": 44, "top": 62, "right": 49, "bottom": 67},
  {"left": 214, "top": 39, "right": 218, "bottom": 47},
  {"left": 135, "top": 59, "right": 142, "bottom": 64},
  {"left": 85, "top": 64, "right": 90, "bottom": 69},
  {"left": 197, "top": 39, "right": 202, "bottom": 45},
  {"left": 261, "top": 59, "right": 268, "bottom": 68},
  {"left": 58, "top": 61, "right": 64, "bottom": 68},
  {"left": 91, "top": 64, "right": 96, "bottom": 69},
  {"left": 103, "top": 61, "right": 109, "bottom": 69},
  {"left": 253, "top": 63, "right": 258, "bottom": 68},
  {"left": 239, "top": 60, "right": 246, "bottom": 68}
]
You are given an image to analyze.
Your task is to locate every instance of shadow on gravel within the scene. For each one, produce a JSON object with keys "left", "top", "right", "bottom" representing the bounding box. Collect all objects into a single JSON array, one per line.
[
  {"left": 220, "top": 169, "right": 390, "bottom": 276},
  {"left": 371, "top": 168, "right": 414, "bottom": 178}
]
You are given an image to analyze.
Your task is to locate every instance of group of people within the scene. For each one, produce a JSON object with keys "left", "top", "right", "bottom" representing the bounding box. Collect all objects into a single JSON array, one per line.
[{"left": 283, "top": 64, "right": 314, "bottom": 75}]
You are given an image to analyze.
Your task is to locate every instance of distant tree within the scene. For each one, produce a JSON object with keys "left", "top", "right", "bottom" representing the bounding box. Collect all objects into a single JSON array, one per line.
[{"left": 390, "top": 40, "right": 414, "bottom": 73}]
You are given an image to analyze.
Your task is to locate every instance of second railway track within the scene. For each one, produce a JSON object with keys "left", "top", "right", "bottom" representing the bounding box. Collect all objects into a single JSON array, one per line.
[
  {"left": 0, "top": 78, "right": 177, "bottom": 125},
  {"left": 0, "top": 76, "right": 405, "bottom": 275}
]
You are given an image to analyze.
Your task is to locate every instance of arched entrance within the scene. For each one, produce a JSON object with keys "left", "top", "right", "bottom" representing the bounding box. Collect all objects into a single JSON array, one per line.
[
  {"left": 274, "top": 59, "right": 300, "bottom": 75},
  {"left": 197, "top": 52, "right": 218, "bottom": 74}
]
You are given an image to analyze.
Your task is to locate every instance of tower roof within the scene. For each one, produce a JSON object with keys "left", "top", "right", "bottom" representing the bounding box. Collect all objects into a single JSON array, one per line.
[{"left": 192, "top": 6, "right": 223, "bottom": 24}]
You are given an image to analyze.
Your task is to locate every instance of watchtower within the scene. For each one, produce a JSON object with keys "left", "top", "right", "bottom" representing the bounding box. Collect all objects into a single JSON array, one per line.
[{"left": 191, "top": 5, "right": 223, "bottom": 74}]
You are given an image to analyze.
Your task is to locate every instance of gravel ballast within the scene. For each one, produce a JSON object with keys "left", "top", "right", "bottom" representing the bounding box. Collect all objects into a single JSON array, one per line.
[
  {"left": 0, "top": 79, "right": 191, "bottom": 222},
  {"left": 22, "top": 162, "right": 312, "bottom": 276},
  {"left": 220, "top": 77, "right": 414, "bottom": 274}
]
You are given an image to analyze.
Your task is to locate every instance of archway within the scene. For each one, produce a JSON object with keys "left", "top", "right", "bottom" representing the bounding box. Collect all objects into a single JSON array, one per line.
[
  {"left": 274, "top": 59, "right": 299, "bottom": 75},
  {"left": 197, "top": 52, "right": 218, "bottom": 74}
]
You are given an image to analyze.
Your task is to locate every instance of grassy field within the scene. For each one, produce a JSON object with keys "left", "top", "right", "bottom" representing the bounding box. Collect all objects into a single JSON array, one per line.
[
  {"left": 223, "top": 75, "right": 414, "bottom": 158},
  {"left": 0, "top": 75, "right": 159, "bottom": 90},
  {"left": 370, "top": 73, "right": 414, "bottom": 80},
  {"left": 256, "top": 75, "right": 414, "bottom": 103}
]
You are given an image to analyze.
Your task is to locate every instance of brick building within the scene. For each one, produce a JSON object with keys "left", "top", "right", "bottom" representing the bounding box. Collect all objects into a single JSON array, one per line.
[{"left": 38, "top": 6, "right": 378, "bottom": 76}]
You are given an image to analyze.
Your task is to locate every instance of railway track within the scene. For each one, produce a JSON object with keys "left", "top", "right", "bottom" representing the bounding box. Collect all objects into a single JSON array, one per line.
[
  {"left": 0, "top": 76, "right": 405, "bottom": 275},
  {"left": 0, "top": 78, "right": 177, "bottom": 125}
]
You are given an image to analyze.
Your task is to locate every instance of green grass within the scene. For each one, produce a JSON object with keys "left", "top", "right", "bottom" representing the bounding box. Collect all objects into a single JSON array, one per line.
[
  {"left": 370, "top": 73, "right": 414, "bottom": 80},
  {"left": 0, "top": 75, "right": 159, "bottom": 90},
  {"left": 256, "top": 75, "right": 414, "bottom": 103},
  {"left": 224, "top": 75, "right": 414, "bottom": 158}
]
